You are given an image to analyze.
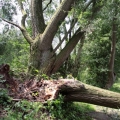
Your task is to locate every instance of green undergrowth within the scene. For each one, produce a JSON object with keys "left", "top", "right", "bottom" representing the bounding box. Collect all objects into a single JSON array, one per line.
[
  {"left": 110, "top": 79, "right": 120, "bottom": 93},
  {"left": 1, "top": 94, "right": 94, "bottom": 120}
]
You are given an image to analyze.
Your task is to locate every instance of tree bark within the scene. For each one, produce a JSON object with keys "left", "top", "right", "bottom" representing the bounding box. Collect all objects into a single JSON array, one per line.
[
  {"left": 28, "top": 40, "right": 55, "bottom": 75},
  {"left": 50, "top": 30, "right": 85, "bottom": 74},
  {"left": 31, "top": 0, "right": 46, "bottom": 37},
  {"left": 58, "top": 79, "right": 120, "bottom": 109},
  {"left": 40, "top": 0, "right": 75, "bottom": 50},
  {"left": 105, "top": 5, "right": 117, "bottom": 89}
]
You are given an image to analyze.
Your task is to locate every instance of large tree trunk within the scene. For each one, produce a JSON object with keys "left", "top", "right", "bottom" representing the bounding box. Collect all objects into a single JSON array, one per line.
[
  {"left": 27, "top": 31, "right": 85, "bottom": 75},
  {"left": 28, "top": 41, "right": 55, "bottom": 75},
  {"left": 55, "top": 79, "right": 120, "bottom": 109}
]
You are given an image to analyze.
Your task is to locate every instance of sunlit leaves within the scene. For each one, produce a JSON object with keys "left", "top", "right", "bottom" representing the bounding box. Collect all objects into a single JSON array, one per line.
[{"left": 0, "top": 29, "right": 29, "bottom": 72}]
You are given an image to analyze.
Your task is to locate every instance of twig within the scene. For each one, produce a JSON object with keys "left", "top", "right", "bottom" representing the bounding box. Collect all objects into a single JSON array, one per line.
[
  {"left": 1, "top": 18, "right": 23, "bottom": 30},
  {"left": 43, "top": 0, "right": 52, "bottom": 11},
  {"left": 1, "top": 17, "right": 33, "bottom": 44},
  {"left": 12, "top": 98, "right": 22, "bottom": 101}
]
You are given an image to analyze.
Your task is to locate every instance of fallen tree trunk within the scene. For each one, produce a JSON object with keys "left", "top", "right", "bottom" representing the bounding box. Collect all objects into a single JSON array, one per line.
[
  {"left": 59, "top": 79, "right": 120, "bottom": 109},
  {"left": 0, "top": 64, "right": 120, "bottom": 109}
]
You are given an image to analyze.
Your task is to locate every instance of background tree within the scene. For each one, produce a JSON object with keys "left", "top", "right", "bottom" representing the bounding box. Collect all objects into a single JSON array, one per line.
[
  {"left": 105, "top": 0, "right": 119, "bottom": 89},
  {"left": 76, "top": 0, "right": 120, "bottom": 88}
]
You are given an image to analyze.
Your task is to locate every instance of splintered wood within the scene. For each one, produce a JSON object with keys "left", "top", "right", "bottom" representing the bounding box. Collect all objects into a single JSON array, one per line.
[
  {"left": 0, "top": 64, "right": 62, "bottom": 102},
  {"left": 16, "top": 79, "right": 64, "bottom": 102},
  {"left": 0, "top": 64, "right": 84, "bottom": 102}
]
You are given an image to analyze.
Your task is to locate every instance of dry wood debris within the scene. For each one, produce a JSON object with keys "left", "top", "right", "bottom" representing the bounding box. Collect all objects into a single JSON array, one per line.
[{"left": 0, "top": 64, "right": 70, "bottom": 102}]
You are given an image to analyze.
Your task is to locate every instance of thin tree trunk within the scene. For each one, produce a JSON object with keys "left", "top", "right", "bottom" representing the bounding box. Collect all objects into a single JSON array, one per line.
[
  {"left": 72, "top": 36, "right": 85, "bottom": 77},
  {"left": 50, "top": 30, "right": 85, "bottom": 74},
  {"left": 105, "top": 13, "right": 117, "bottom": 89}
]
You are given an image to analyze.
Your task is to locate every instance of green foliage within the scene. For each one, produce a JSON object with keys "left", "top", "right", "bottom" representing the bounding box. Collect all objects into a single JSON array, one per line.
[
  {"left": 0, "top": 75, "right": 12, "bottom": 106},
  {"left": 5, "top": 100, "right": 45, "bottom": 120},
  {"left": 46, "top": 94, "right": 64, "bottom": 119},
  {"left": 39, "top": 74, "right": 49, "bottom": 80},
  {"left": 1, "top": 0, "right": 17, "bottom": 21},
  {"left": 77, "top": 18, "right": 111, "bottom": 87},
  {"left": 0, "top": 29, "right": 29, "bottom": 73},
  {"left": 78, "top": 39, "right": 110, "bottom": 87},
  {"left": 2, "top": 94, "right": 94, "bottom": 120},
  {"left": 0, "top": 75, "right": 6, "bottom": 83},
  {"left": 110, "top": 78, "right": 120, "bottom": 93},
  {"left": 44, "top": 95, "right": 93, "bottom": 120},
  {"left": 0, "top": 88, "right": 11, "bottom": 106},
  {"left": 0, "top": 39, "right": 6, "bottom": 55}
]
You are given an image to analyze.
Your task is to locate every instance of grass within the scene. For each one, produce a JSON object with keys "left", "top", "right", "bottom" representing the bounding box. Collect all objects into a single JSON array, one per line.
[{"left": 110, "top": 78, "right": 120, "bottom": 93}]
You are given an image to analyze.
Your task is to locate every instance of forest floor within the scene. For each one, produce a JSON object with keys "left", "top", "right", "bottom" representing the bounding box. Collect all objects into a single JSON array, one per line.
[
  {"left": 88, "top": 80, "right": 120, "bottom": 120},
  {"left": 88, "top": 104, "right": 120, "bottom": 120}
]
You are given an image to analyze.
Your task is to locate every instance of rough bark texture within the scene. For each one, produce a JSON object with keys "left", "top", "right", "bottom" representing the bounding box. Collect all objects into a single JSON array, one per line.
[
  {"left": 28, "top": 40, "right": 55, "bottom": 75},
  {"left": 31, "top": 0, "right": 46, "bottom": 37},
  {"left": 58, "top": 79, "right": 120, "bottom": 109},
  {"left": 50, "top": 30, "right": 85, "bottom": 74}
]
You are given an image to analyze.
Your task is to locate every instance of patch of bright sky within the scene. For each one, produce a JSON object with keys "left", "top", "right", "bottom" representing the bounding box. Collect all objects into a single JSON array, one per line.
[{"left": 0, "top": 0, "right": 22, "bottom": 33}]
